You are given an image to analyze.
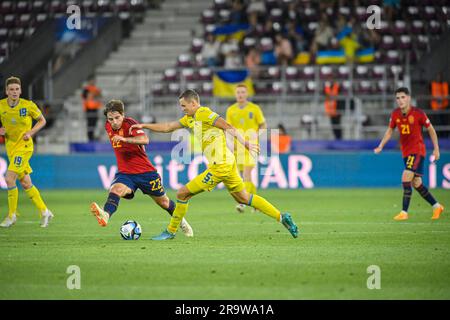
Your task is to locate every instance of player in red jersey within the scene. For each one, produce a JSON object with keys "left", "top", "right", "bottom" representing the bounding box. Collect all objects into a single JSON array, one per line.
[
  {"left": 374, "top": 87, "right": 444, "bottom": 220},
  {"left": 89, "top": 100, "right": 193, "bottom": 236}
]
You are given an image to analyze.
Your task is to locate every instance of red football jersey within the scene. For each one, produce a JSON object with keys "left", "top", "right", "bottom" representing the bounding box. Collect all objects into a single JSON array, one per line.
[
  {"left": 105, "top": 117, "right": 156, "bottom": 174},
  {"left": 389, "top": 106, "right": 431, "bottom": 157}
]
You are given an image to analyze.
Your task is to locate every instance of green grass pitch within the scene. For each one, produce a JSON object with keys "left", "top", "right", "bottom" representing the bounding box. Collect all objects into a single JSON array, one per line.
[{"left": 0, "top": 188, "right": 449, "bottom": 299}]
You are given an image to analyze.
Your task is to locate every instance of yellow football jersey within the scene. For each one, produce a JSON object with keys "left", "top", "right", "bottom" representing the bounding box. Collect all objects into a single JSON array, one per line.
[
  {"left": 179, "top": 106, "right": 235, "bottom": 166},
  {"left": 226, "top": 101, "right": 265, "bottom": 141},
  {"left": 0, "top": 98, "right": 42, "bottom": 156}
]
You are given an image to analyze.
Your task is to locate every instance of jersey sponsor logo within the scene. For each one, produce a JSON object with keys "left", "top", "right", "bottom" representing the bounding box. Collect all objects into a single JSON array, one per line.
[
  {"left": 11, "top": 118, "right": 17, "bottom": 125},
  {"left": 249, "top": 112, "right": 253, "bottom": 119},
  {"left": 408, "top": 115, "right": 414, "bottom": 124}
]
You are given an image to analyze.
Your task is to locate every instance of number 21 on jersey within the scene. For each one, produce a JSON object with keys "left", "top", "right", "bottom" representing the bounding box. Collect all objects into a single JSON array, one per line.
[{"left": 400, "top": 124, "right": 410, "bottom": 134}]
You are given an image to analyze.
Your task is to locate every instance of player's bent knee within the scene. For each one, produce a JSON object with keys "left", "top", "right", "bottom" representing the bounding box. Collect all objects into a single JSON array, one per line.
[
  {"left": 176, "top": 187, "right": 191, "bottom": 201},
  {"left": 110, "top": 184, "right": 130, "bottom": 198}
]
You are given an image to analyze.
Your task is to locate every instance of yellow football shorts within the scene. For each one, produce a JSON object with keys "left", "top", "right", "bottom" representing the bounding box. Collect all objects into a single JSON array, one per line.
[
  {"left": 186, "top": 162, "right": 245, "bottom": 194},
  {"left": 8, "top": 151, "right": 33, "bottom": 179}
]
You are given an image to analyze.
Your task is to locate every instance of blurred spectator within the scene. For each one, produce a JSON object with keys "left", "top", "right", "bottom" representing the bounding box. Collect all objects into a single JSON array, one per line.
[
  {"left": 245, "top": 47, "right": 261, "bottom": 77},
  {"left": 287, "top": 22, "right": 308, "bottom": 55},
  {"left": 274, "top": 33, "right": 293, "bottom": 66},
  {"left": 201, "top": 33, "right": 221, "bottom": 67},
  {"left": 40, "top": 102, "right": 55, "bottom": 130},
  {"left": 230, "top": 0, "right": 246, "bottom": 25},
  {"left": 82, "top": 76, "right": 103, "bottom": 141},
  {"left": 220, "top": 37, "right": 242, "bottom": 69},
  {"left": 383, "top": 0, "right": 400, "bottom": 22},
  {"left": 324, "top": 79, "right": 342, "bottom": 140},
  {"left": 430, "top": 72, "right": 449, "bottom": 138},
  {"left": 246, "top": 11, "right": 264, "bottom": 37},
  {"left": 272, "top": 123, "right": 292, "bottom": 154},
  {"left": 263, "top": 18, "right": 277, "bottom": 39},
  {"left": 310, "top": 18, "right": 334, "bottom": 55}
]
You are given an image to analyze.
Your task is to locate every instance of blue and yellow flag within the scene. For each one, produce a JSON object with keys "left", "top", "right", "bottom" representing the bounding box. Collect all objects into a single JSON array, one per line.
[
  {"left": 356, "top": 47, "right": 375, "bottom": 63},
  {"left": 213, "top": 69, "right": 255, "bottom": 98},
  {"left": 213, "top": 24, "right": 249, "bottom": 42},
  {"left": 316, "top": 49, "right": 347, "bottom": 64}
]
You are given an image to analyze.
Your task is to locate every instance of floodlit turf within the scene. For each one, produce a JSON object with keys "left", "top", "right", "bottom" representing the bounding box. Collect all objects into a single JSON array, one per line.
[{"left": 0, "top": 188, "right": 449, "bottom": 300}]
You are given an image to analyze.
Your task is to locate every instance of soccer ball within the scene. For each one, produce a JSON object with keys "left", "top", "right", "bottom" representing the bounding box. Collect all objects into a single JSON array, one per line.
[{"left": 120, "top": 220, "right": 142, "bottom": 240}]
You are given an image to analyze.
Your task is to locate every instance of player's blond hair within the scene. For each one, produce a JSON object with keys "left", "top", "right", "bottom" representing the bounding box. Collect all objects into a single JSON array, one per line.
[
  {"left": 5, "top": 76, "right": 21, "bottom": 88},
  {"left": 236, "top": 84, "right": 248, "bottom": 90},
  {"left": 104, "top": 99, "right": 124, "bottom": 116}
]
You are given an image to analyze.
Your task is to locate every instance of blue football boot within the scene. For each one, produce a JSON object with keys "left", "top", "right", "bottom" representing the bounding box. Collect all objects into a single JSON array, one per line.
[
  {"left": 151, "top": 229, "right": 176, "bottom": 241},
  {"left": 281, "top": 213, "right": 299, "bottom": 238}
]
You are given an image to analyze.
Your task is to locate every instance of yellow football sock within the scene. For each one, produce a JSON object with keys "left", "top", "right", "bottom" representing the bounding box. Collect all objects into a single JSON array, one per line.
[
  {"left": 25, "top": 185, "right": 47, "bottom": 215},
  {"left": 244, "top": 181, "right": 257, "bottom": 195},
  {"left": 249, "top": 194, "right": 281, "bottom": 221},
  {"left": 7, "top": 186, "right": 18, "bottom": 217},
  {"left": 167, "top": 199, "right": 189, "bottom": 234}
]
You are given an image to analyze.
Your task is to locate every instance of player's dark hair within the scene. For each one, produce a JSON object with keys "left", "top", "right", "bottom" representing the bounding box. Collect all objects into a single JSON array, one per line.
[
  {"left": 179, "top": 89, "right": 200, "bottom": 103},
  {"left": 395, "top": 87, "right": 410, "bottom": 96},
  {"left": 5, "top": 76, "right": 21, "bottom": 88},
  {"left": 104, "top": 99, "right": 124, "bottom": 116}
]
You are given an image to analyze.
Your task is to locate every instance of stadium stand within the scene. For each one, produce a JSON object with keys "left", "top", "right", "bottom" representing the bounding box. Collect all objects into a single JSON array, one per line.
[{"left": 1, "top": 0, "right": 449, "bottom": 146}]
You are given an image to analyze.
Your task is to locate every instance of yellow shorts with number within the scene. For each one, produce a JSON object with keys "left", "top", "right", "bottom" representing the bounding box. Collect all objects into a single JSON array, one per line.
[
  {"left": 186, "top": 162, "right": 245, "bottom": 194},
  {"left": 8, "top": 151, "right": 33, "bottom": 179},
  {"left": 235, "top": 148, "right": 256, "bottom": 172}
]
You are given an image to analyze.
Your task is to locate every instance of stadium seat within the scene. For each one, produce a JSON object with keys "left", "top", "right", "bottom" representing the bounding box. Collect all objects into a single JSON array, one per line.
[
  {"left": 416, "top": 35, "right": 429, "bottom": 50},
  {"left": 355, "top": 65, "right": 370, "bottom": 79},
  {"left": 306, "top": 22, "right": 319, "bottom": 34},
  {"left": 340, "top": 80, "right": 352, "bottom": 95},
  {"left": 10, "top": 28, "right": 25, "bottom": 42},
  {"left": 270, "top": 8, "right": 283, "bottom": 22},
  {"left": 163, "top": 68, "right": 178, "bottom": 82},
  {"left": 378, "top": 21, "right": 391, "bottom": 36},
  {"left": 201, "top": 9, "right": 216, "bottom": 25},
  {"left": 201, "top": 82, "right": 213, "bottom": 96},
  {"left": 265, "top": 0, "right": 280, "bottom": 11},
  {"left": 424, "top": 6, "right": 437, "bottom": 20},
  {"left": 305, "top": 81, "right": 316, "bottom": 93},
  {"left": 300, "top": 7, "right": 318, "bottom": 22},
  {"left": 243, "top": 37, "right": 257, "bottom": 50},
  {"left": 186, "top": 82, "right": 199, "bottom": 92},
  {"left": 338, "top": 7, "right": 351, "bottom": 17},
  {"left": 0, "top": 42, "right": 8, "bottom": 56},
  {"left": 152, "top": 83, "right": 164, "bottom": 96},
  {"left": 385, "top": 50, "right": 401, "bottom": 64},
  {"left": 214, "top": 0, "right": 229, "bottom": 10},
  {"left": 204, "top": 24, "right": 216, "bottom": 34},
  {"left": 0, "top": 1, "right": 13, "bottom": 15},
  {"left": 181, "top": 68, "right": 195, "bottom": 81},
  {"left": 301, "top": 66, "right": 315, "bottom": 79},
  {"left": 267, "top": 66, "right": 280, "bottom": 80},
  {"left": 285, "top": 66, "right": 299, "bottom": 80},
  {"left": 380, "top": 35, "right": 395, "bottom": 50},
  {"left": 260, "top": 37, "right": 274, "bottom": 52},
  {"left": 337, "top": 65, "right": 350, "bottom": 79},
  {"left": 4, "top": 14, "right": 16, "bottom": 28},
  {"left": 269, "top": 82, "right": 283, "bottom": 95},
  {"left": 372, "top": 65, "right": 386, "bottom": 79},
  {"left": 375, "top": 80, "right": 388, "bottom": 94},
  {"left": 16, "top": 1, "right": 30, "bottom": 14},
  {"left": 254, "top": 82, "right": 269, "bottom": 95},
  {"left": 97, "top": 0, "right": 114, "bottom": 13},
  {"left": 219, "top": 9, "right": 231, "bottom": 24},
  {"left": 36, "top": 14, "right": 48, "bottom": 25},
  {"left": 82, "top": 0, "right": 96, "bottom": 13},
  {"left": 191, "top": 37, "right": 204, "bottom": 54},
  {"left": 399, "top": 35, "right": 411, "bottom": 50},
  {"left": 129, "top": 0, "right": 145, "bottom": 12},
  {"left": 429, "top": 20, "right": 442, "bottom": 34},
  {"left": 50, "top": 1, "right": 66, "bottom": 13},
  {"left": 390, "top": 65, "right": 404, "bottom": 78},
  {"left": 355, "top": 6, "right": 369, "bottom": 22},
  {"left": 198, "top": 68, "right": 212, "bottom": 81},
  {"left": 393, "top": 20, "right": 407, "bottom": 35},
  {"left": 411, "top": 20, "right": 424, "bottom": 33},
  {"left": 115, "top": 0, "right": 130, "bottom": 12},
  {"left": 0, "top": 28, "right": 8, "bottom": 42},
  {"left": 168, "top": 83, "right": 181, "bottom": 94},
  {"left": 319, "top": 66, "right": 334, "bottom": 80},
  {"left": 177, "top": 53, "right": 192, "bottom": 68},
  {"left": 18, "top": 14, "right": 32, "bottom": 28},
  {"left": 288, "top": 81, "right": 303, "bottom": 94},
  {"left": 355, "top": 80, "right": 372, "bottom": 94},
  {"left": 407, "top": 6, "right": 419, "bottom": 19},
  {"left": 32, "top": 1, "right": 47, "bottom": 13}
]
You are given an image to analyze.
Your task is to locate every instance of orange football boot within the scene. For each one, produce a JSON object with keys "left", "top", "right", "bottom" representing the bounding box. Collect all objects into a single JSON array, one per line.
[
  {"left": 394, "top": 212, "right": 409, "bottom": 221},
  {"left": 431, "top": 205, "right": 444, "bottom": 220}
]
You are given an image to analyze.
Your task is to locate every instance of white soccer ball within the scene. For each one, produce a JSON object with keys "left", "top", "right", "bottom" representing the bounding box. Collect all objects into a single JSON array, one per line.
[{"left": 120, "top": 220, "right": 142, "bottom": 240}]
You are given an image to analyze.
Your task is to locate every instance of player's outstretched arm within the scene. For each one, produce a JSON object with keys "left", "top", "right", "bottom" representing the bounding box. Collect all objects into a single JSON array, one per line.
[
  {"left": 427, "top": 125, "right": 440, "bottom": 161},
  {"left": 213, "top": 117, "right": 260, "bottom": 155},
  {"left": 130, "top": 121, "right": 183, "bottom": 134},
  {"left": 374, "top": 127, "right": 393, "bottom": 154}
]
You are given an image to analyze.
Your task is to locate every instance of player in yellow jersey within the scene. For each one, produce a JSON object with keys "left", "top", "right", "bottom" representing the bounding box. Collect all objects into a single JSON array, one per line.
[
  {"left": 226, "top": 84, "right": 266, "bottom": 213},
  {"left": 130, "top": 90, "right": 298, "bottom": 240},
  {"left": 0, "top": 76, "right": 53, "bottom": 228}
]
